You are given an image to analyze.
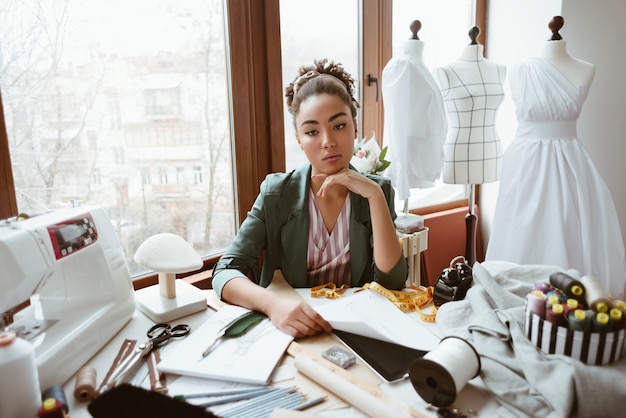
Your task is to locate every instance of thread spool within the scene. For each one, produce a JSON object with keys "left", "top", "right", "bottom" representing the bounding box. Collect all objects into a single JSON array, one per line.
[
  {"left": 545, "top": 295, "right": 560, "bottom": 311},
  {"left": 546, "top": 303, "right": 567, "bottom": 327},
  {"left": 546, "top": 288, "right": 567, "bottom": 303},
  {"left": 41, "top": 386, "right": 68, "bottom": 415},
  {"left": 37, "top": 398, "right": 64, "bottom": 418},
  {"left": 0, "top": 332, "right": 41, "bottom": 418},
  {"left": 526, "top": 290, "right": 547, "bottom": 318},
  {"left": 549, "top": 271, "right": 585, "bottom": 300},
  {"left": 592, "top": 312, "right": 613, "bottom": 333},
  {"left": 74, "top": 365, "right": 98, "bottom": 401},
  {"left": 567, "top": 309, "right": 591, "bottom": 332},
  {"left": 609, "top": 308, "right": 625, "bottom": 330},
  {"left": 533, "top": 281, "right": 552, "bottom": 293},
  {"left": 563, "top": 298, "right": 581, "bottom": 316},
  {"left": 580, "top": 275, "right": 611, "bottom": 313},
  {"left": 409, "top": 336, "right": 481, "bottom": 407},
  {"left": 612, "top": 300, "right": 626, "bottom": 312}
]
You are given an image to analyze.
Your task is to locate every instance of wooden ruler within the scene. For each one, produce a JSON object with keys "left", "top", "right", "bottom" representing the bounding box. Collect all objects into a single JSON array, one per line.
[{"left": 287, "top": 341, "right": 427, "bottom": 418}]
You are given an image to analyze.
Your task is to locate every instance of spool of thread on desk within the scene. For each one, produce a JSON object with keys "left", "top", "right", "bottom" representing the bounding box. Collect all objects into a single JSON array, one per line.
[
  {"left": 74, "top": 365, "right": 98, "bottom": 401},
  {"left": 546, "top": 303, "right": 567, "bottom": 328},
  {"left": 37, "top": 398, "right": 64, "bottom": 418},
  {"left": 409, "top": 336, "right": 480, "bottom": 407},
  {"left": 526, "top": 290, "right": 547, "bottom": 318},
  {"left": 42, "top": 386, "right": 69, "bottom": 415},
  {"left": 592, "top": 312, "right": 613, "bottom": 333},
  {"left": 609, "top": 308, "right": 625, "bottom": 330},
  {"left": 533, "top": 281, "right": 552, "bottom": 293},
  {"left": 563, "top": 298, "right": 582, "bottom": 316},
  {"left": 580, "top": 275, "right": 611, "bottom": 313},
  {"left": 568, "top": 309, "right": 591, "bottom": 332},
  {"left": 0, "top": 332, "right": 41, "bottom": 418},
  {"left": 549, "top": 271, "right": 585, "bottom": 301},
  {"left": 546, "top": 288, "right": 567, "bottom": 303}
]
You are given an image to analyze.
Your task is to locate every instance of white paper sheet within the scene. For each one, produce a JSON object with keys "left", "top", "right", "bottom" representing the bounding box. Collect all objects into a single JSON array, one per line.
[
  {"left": 313, "top": 289, "right": 440, "bottom": 351},
  {"left": 158, "top": 305, "right": 294, "bottom": 385}
]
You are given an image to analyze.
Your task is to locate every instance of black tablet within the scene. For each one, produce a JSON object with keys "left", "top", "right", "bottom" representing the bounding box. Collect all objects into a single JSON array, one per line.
[{"left": 332, "top": 329, "right": 428, "bottom": 382}]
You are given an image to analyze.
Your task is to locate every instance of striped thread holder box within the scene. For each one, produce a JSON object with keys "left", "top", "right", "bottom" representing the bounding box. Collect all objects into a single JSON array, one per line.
[{"left": 524, "top": 302, "right": 626, "bottom": 365}]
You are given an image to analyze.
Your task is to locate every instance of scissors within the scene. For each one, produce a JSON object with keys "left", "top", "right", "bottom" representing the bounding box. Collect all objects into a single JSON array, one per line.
[{"left": 104, "top": 322, "right": 190, "bottom": 391}]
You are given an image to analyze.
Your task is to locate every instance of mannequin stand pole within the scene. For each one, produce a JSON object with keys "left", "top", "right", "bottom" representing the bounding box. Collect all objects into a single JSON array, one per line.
[{"left": 465, "top": 184, "right": 477, "bottom": 266}]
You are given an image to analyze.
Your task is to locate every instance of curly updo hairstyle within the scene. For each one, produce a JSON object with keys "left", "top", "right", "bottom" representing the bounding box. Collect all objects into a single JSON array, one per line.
[{"left": 285, "top": 59, "right": 360, "bottom": 121}]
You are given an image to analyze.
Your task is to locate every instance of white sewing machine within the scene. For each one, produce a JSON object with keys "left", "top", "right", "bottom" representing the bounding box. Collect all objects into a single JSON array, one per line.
[{"left": 0, "top": 205, "right": 135, "bottom": 390}]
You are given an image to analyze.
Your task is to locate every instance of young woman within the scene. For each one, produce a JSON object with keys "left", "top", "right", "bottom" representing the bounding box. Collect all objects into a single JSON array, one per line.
[{"left": 212, "top": 59, "right": 407, "bottom": 337}]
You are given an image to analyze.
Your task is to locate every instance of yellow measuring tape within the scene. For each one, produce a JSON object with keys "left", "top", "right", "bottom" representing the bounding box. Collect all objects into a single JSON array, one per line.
[
  {"left": 311, "top": 281, "right": 437, "bottom": 322},
  {"left": 310, "top": 282, "right": 350, "bottom": 299}
]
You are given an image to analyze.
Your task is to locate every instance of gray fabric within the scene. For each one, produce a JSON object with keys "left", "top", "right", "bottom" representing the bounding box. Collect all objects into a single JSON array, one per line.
[{"left": 436, "top": 261, "right": 626, "bottom": 418}]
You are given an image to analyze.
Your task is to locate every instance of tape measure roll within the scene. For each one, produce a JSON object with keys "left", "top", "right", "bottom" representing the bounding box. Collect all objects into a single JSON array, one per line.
[{"left": 409, "top": 336, "right": 480, "bottom": 407}]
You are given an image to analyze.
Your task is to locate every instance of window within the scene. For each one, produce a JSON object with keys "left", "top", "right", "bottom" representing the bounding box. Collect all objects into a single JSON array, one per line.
[
  {"left": 0, "top": 0, "right": 235, "bottom": 277},
  {"left": 280, "top": 0, "right": 359, "bottom": 172},
  {"left": 1, "top": 0, "right": 484, "bottom": 284}
]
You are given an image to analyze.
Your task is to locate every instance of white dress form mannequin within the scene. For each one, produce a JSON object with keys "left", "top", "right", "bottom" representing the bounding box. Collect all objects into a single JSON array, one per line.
[
  {"left": 435, "top": 28, "right": 506, "bottom": 185},
  {"left": 435, "top": 26, "right": 506, "bottom": 264}
]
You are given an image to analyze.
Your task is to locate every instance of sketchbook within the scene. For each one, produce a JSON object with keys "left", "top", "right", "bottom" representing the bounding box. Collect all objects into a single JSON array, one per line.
[
  {"left": 313, "top": 288, "right": 440, "bottom": 351},
  {"left": 157, "top": 305, "right": 294, "bottom": 385}
]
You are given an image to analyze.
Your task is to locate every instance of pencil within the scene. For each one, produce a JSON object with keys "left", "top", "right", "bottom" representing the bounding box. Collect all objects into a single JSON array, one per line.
[
  {"left": 226, "top": 391, "right": 303, "bottom": 418},
  {"left": 174, "top": 386, "right": 269, "bottom": 400},
  {"left": 197, "top": 387, "right": 275, "bottom": 407},
  {"left": 217, "top": 387, "right": 295, "bottom": 417},
  {"left": 293, "top": 395, "right": 327, "bottom": 411}
]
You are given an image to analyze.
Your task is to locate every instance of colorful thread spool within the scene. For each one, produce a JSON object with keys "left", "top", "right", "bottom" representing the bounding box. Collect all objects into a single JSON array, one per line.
[
  {"left": 37, "top": 398, "right": 64, "bottom": 418},
  {"left": 549, "top": 271, "right": 585, "bottom": 301},
  {"left": 609, "top": 308, "right": 625, "bottom": 330},
  {"left": 546, "top": 288, "right": 567, "bottom": 303},
  {"left": 545, "top": 295, "right": 560, "bottom": 311},
  {"left": 567, "top": 309, "right": 591, "bottom": 332},
  {"left": 41, "top": 386, "right": 68, "bottom": 416},
  {"left": 592, "top": 312, "right": 613, "bottom": 333},
  {"left": 526, "top": 290, "right": 547, "bottom": 318},
  {"left": 546, "top": 303, "right": 567, "bottom": 328},
  {"left": 0, "top": 332, "right": 41, "bottom": 418},
  {"left": 533, "top": 281, "right": 552, "bottom": 294},
  {"left": 563, "top": 298, "right": 581, "bottom": 316},
  {"left": 580, "top": 275, "right": 611, "bottom": 313},
  {"left": 612, "top": 300, "right": 626, "bottom": 312}
]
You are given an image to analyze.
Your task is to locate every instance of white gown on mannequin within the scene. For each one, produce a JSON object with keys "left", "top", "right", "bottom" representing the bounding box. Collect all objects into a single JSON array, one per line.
[{"left": 486, "top": 58, "right": 626, "bottom": 299}]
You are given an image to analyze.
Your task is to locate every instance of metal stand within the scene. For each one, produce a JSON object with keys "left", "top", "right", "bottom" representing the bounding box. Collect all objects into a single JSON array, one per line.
[{"left": 465, "top": 184, "right": 477, "bottom": 266}]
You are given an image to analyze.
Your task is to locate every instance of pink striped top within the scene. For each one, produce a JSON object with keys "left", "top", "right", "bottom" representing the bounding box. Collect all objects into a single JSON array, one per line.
[{"left": 306, "top": 190, "right": 351, "bottom": 287}]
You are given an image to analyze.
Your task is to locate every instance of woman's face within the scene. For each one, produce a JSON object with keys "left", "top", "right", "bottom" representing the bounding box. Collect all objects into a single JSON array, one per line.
[{"left": 295, "top": 93, "right": 357, "bottom": 176}]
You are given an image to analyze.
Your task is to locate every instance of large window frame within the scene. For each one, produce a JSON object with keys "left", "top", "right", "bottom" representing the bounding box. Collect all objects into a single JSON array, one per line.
[{"left": 0, "top": 0, "right": 486, "bottom": 286}]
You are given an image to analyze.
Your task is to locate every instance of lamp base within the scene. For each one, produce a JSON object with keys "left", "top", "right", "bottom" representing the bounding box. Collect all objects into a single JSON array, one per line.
[{"left": 135, "top": 280, "right": 207, "bottom": 323}]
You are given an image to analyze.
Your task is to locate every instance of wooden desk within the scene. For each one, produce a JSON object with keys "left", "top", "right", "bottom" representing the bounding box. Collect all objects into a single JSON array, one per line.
[{"left": 62, "top": 277, "right": 499, "bottom": 418}]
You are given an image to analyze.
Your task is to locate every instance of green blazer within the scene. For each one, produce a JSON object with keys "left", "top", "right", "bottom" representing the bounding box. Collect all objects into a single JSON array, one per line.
[{"left": 212, "top": 164, "right": 408, "bottom": 298}]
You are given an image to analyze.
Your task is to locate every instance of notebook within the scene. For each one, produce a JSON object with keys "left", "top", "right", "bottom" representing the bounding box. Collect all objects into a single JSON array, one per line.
[{"left": 157, "top": 305, "right": 294, "bottom": 385}]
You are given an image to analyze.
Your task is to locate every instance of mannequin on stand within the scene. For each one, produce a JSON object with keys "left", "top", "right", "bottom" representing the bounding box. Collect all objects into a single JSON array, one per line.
[
  {"left": 382, "top": 20, "right": 447, "bottom": 210},
  {"left": 435, "top": 26, "right": 506, "bottom": 265},
  {"left": 486, "top": 16, "right": 626, "bottom": 299}
]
